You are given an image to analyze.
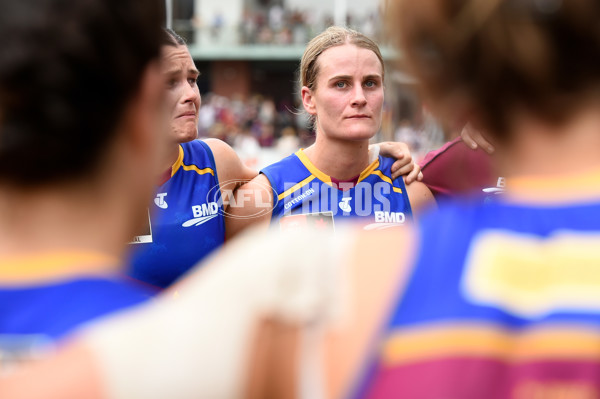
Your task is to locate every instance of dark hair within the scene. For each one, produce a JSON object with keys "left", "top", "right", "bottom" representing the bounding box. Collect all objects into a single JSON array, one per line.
[
  {"left": 0, "top": 0, "right": 164, "bottom": 185},
  {"left": 162, "top": 28, "right": 187, "bottom": 47},
  {"left": 387, "top": 0, "right": 600, "bottom": 139}
]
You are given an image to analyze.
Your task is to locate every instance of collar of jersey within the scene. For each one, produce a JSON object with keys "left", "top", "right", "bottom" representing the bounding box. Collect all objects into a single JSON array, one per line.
[
  {"left": 170, "top": 145, "right": 185, "bottom": 177},
  {"left": 0, "top": 250, "right": 121, "bottom": 285},
  {"left": 504, "top": 166, "right": 600, "bottom": 204},
  {"left": 295, "top": 149, "right": 381, "bottom": 186}
]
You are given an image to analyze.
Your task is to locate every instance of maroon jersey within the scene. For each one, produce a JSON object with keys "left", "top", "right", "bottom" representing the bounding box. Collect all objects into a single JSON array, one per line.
[{"left": 419, "top": 137, "right": 501, "bottom": 200}]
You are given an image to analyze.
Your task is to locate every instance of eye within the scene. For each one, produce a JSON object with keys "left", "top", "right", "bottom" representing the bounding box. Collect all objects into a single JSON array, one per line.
[
  {"left": 166, "top": 78, "right": 178, "bottom": 88},
  {"left": 335, "top": 81, "right": 347, "bottom": 88},
  {"left": 364, "top": 80, "right": 377, "bottom": 88},
  {"left": 188, "top": 77, "right": 198, "bottom": 86}
]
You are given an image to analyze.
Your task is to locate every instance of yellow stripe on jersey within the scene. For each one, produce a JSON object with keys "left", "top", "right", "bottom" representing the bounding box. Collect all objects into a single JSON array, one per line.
[
  {"left": 181, "top": 164, "right": 214, "bottom": 176},
  {"left": 370, "top": 170, "right": 403, "bottom": 193},
  {"left": 464, "top": 230, "right": 600, "bottom": 317},
  {"left": 295, "top": 149, "right": 332, "bottom": 186},
  {"left": 278, "top": 175, "right": 316, "bottom": 201},
  {"left": 505, "top": 167, "right": 600, "bottom": 204},
  {"left": 0, "top": 251, "right": 120, "bottom": 284},
  {"left": 294, "top": 149, "right": 402, "bottom": 192},
  {"left": 171, "top": 144, "right": 215, "bottom": 177},
  {"left": 357, "top": 158, "right": 380, "bottom": 183},
  {"left": 382, "top": 322, "right": 600, "bottom": 367}
]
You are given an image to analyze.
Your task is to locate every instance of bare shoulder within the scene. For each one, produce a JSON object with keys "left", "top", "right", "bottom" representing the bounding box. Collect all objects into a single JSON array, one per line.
[
  {"left": 203, "top": 138, "right": 257, "bottom": 183},
  {"left": 406, "top": 180, "right": 436, "bottom": 217}
]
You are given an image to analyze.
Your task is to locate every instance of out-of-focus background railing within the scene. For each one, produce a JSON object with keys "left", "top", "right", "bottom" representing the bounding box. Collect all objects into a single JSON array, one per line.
[{"left": 167, "top": 0, "right": 446, "bottom": 169}]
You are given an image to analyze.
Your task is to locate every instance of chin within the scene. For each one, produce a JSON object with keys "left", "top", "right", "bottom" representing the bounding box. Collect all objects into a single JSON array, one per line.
[
  {"left": 344, "top": 128, "right": 377, "bottom": 141},
  {"left": 176, "top": 129, "right": 198, "bottom": 144}
]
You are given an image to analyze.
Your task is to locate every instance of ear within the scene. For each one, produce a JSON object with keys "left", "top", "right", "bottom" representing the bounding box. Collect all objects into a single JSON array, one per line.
[{"left": 301, "top": 86, "right": 317, "bottom": 116}]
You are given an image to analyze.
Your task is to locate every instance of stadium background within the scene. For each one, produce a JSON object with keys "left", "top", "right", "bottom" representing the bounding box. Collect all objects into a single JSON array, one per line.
[{"left": 166, "top": 0, "right": 446, "bottom": 170}]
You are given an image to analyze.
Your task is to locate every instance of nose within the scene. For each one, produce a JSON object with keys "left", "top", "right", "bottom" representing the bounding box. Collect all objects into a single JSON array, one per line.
[
  {"left": 351, "top": 86, "right": 367, "bottom": 107},
  {"left": 181, "top": 82, "right": 200, "bottom": 106}
]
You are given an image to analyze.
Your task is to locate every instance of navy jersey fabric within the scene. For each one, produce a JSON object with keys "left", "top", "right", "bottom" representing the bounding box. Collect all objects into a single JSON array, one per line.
[
  {"left": 0, "top": 251, "right": 154, "bottom": 367},
  {"left": 0, "top": 277, "right": 152, "bottom": 341},
  {"left": 261, "top": 149, "right": 413, "bottom": 229}
]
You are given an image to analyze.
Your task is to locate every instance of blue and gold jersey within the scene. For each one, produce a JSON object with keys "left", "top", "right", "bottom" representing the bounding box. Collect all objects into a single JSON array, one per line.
[
  {"left": 0, "top": 251, "right": 153, "bottom": 367},
  {"left": 128, "top": 140, "right": 225, "bottom": 289},
  {"left": 261, "top": 149, "right": 412, "bottom": 229},
  {"left": 361, "top": 190, "right": 600, "bottom": 399}
]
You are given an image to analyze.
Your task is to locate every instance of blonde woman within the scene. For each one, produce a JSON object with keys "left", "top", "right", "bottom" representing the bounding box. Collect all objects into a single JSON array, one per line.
[{"left": 227, "top": 27, "right": 434, "bottom": 236}]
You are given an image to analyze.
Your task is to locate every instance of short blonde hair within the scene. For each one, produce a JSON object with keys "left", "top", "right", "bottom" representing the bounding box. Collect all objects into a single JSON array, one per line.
[{"left": 300, "top": 26, "right": 385, "bottom": 91}]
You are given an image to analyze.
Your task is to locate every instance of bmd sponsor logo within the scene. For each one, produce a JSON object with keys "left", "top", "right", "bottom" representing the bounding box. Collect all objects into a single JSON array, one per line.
[
  {"left": 182, "top": 202, "right": 219, "bottom": 227},
  {"left": 374, "top": 211, "right": 406, "bottom": 224}
]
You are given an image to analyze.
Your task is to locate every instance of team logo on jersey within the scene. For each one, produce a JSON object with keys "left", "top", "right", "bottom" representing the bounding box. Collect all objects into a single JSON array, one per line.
[
  {"left": 182, "top": 202, "right": 219, "bottom": 227},
  {"left": 154, "top": 193, "right": 168, "bottom": 209},
  {"left": 339, "top": 197, "right": 352, "bottom": 213}
]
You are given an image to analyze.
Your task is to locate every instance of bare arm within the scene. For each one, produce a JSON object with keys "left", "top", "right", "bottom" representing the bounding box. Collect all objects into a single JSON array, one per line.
[
  {"left": 323, "top": 227, "right": 416, "bottom": 399},
  {"left": 224, "top": 174, "right": 274, "bottom": 240},
  {"left": 406, "top": 181, "right": 437, "bottom": 221},
  {"left": 203, "top": 138, "right": 266, "bottom": 240},
  {"left": 204, "top": 138, "right": 258, "bottom": 210}
]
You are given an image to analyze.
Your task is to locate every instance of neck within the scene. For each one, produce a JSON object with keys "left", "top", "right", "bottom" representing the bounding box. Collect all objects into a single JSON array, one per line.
[
  {"left": 304, "top": 134, "right": 371, "bottom": 180},
  {"left": 162, "top": 142, "right": 181, "bottom": 174},
  {"left": 0, "top": 181, "right": 132, "bottom": 264},
  {"left": 498, "top": 107, "right": 600, "bottom": 179}
]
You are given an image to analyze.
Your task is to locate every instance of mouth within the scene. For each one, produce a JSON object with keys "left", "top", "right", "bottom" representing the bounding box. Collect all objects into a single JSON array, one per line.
[
  {"left": 176, "top": 111, "right": 197, "bottom": 119},
  {"left": 346, "top": 115, "right": 371, "bottom": 119}
]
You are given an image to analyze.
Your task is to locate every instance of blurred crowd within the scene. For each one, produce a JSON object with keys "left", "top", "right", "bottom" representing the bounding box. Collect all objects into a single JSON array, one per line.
[
  {"left": 236, "top": 6, "right": 382, "bottom": 45},
  {"left": 187, "top": 6, "right": 382, "bottom": 46},
  {"left": 197, "top": 92, "right": 446, "bottom": 169},
  {"left": 197, "top": 92, "right": 314, "bottom": 168}
]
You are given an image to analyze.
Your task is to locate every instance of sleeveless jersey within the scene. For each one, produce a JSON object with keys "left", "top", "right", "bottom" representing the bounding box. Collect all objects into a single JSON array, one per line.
[
  {"left": 0, "top": 251, "right": 153, "bottom": 367},
  {"left": 360, "top": 197, "right": 600, "bottom": 399},
  {"left": 261, "top": 149, "right": 412, "bottom": 229},
  {"left": 128, "top": 140, "right": 225, "bottom": 289}
]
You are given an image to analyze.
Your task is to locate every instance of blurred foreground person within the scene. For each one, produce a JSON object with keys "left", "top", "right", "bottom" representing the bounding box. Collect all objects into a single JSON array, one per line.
[
  {"left": 361, "top": 0, "right": 600, "bottom": 396},
  {"left": 0, "top": 0, "right": 165, "bottom": 361},
  {"left": 5, "top": 0, "right": 600, "bottom": 398}
]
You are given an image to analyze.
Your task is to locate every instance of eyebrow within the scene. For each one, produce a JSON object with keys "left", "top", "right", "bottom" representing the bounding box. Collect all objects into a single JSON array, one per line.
[
  {"left": 328, "top": 74, "right": 382, "bottom": 82},
  {"left": 163, "top": 68, "right": 200, "bottom": 77}
]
